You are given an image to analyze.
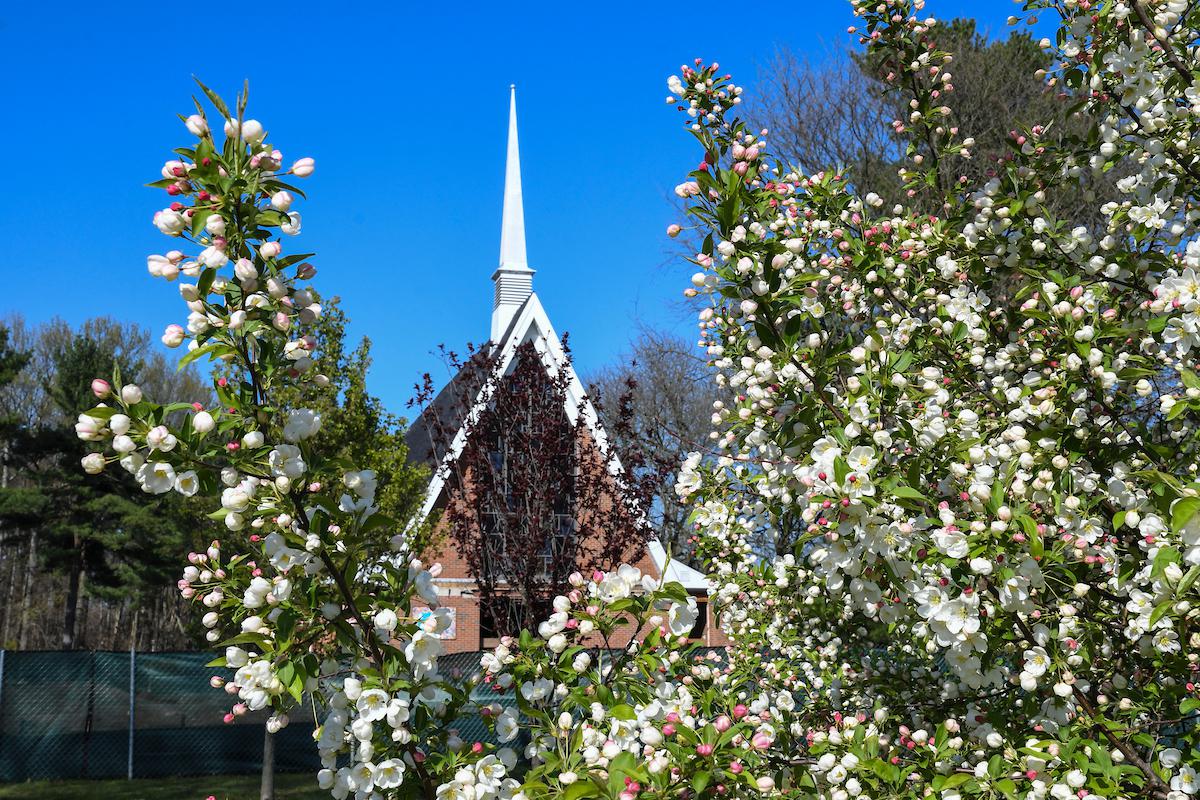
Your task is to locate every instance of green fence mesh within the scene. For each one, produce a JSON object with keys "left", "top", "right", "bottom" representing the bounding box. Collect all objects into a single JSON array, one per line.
[
  {"left": 0, "top": 650, "right": 331, "bottom": 782},
  {"left": 0, "top": 648, "right": 717, "bottom": 783}
]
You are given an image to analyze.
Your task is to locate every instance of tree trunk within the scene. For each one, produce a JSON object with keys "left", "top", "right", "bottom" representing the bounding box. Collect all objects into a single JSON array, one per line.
[
  {"left": 18, "top": 530, "right": 37, "bottom": 649},
  {"left": 78, "top": 593, "right": 91, "bottom": 650},
  {"left": 112, "top": 601, "right": 127, "bottom": 650},
  {"left": 62, "top": 537, "right": 83, "bottom": 649},
  {"left": 1, "top": 541, "right": 17, "bottom": 645},
  {"left": 260, "top": 727, "right": 276, "bottom": 800}
]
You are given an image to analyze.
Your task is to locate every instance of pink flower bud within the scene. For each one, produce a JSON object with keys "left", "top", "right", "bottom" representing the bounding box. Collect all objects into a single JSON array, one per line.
[
  {"left": 291, "top": 158, "right": 315, "bottom": 178},
  {"left": 91, "top": 379, "right": 111, "bottom": 398}
]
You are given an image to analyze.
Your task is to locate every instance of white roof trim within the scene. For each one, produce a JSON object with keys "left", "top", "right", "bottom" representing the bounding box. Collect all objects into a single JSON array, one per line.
[{"left": 413, "top": 291, "right": 620, "bottom": 526}]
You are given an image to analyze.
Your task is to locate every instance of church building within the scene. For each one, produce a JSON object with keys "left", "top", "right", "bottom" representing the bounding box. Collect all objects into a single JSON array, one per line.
[{"left": 405, "top": 88, "right": 724, "bottom": 654}]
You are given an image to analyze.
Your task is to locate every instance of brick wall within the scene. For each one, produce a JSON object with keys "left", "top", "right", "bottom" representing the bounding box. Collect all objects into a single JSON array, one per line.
[{"left": 414, "top": 367, "right": 731, "bottom": 654}]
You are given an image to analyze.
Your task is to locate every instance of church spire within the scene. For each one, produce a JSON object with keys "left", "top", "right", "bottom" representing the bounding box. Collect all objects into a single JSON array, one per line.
[
  {"left": 499, "top": 85, "right": 528, "bottom": 271},
  {"left": 492, "top": 85, "right": 535, "bottom": 343}
]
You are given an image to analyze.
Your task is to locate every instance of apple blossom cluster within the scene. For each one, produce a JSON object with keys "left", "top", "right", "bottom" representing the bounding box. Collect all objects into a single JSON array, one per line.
[
  {"left": 666, "top": 0, "right": 1200, "bottom": 798},
  {"left": 475, "top": 564, "right": 791, "bottom": 798}
]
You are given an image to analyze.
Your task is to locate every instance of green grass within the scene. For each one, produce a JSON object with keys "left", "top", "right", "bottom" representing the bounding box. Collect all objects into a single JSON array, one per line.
[{"left": 0, "top": 772, "right": 325, "bottom": 799}]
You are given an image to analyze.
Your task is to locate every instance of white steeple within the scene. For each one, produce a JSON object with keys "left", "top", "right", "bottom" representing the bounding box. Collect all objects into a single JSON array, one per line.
[{"left": 491, "top": 85, "right": 535, "bottom": 342}]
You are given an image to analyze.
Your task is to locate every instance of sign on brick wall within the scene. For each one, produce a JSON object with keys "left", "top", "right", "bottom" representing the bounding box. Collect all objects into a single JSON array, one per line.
[{"left": 414, "top": 607, "right": 457, "bottom": 640}]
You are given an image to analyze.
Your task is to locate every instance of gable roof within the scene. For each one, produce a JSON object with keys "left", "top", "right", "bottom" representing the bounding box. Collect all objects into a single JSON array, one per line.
[{"left": 405, "top": 290, "right": 613, "bottom": 525}]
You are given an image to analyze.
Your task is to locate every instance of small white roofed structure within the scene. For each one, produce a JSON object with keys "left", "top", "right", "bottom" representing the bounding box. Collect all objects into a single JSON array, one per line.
[{"left": 647, "top": 541, "right": 709, "bottom": 592}]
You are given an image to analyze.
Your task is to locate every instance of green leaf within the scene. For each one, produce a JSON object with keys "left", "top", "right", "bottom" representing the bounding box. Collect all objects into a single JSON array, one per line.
[
  {"left": 1179, "top": 564, "right": 1200, "bottom": 596},
  {"left": 178, "top": 342, "right": 225, "bottom": 370},
  {"left": 1173, "top": 496, "right": 1200, "bottom": 533},
  {"left": 1016, "top": 513, "right": 1042, "bottom": 557},
  {"left": 276, "top": 253, "right": 316, "bottom": 269},
  {"left": 360, "top": 512, "right": 396, "bottom": 534},
  {"left": 190, "top": 208, "right": 214, "bottom": 237},
  {"left": 561, "top": 783, "right": 599, "bottom": 800},
  {"left": 607, "top": 751, "right": 639, "bottom": 796},
  {"left": 941, "top": 773, "right": 972, "bottom": 790},
  {"left": 257, "top": 209, "right": 287, "bottom": 227},
  {"left": 891, "top": 484, "right": 929, "bottom": 503},
  {"left": 82, "top": 405, "right": 118, "bottom": 420},
  {"left": 194, "top": 77, "right": 232, "bottom": 120},
  {"left": 610, "top": 704, "right": 636, "bottom": 720},
  {"left": 693, "top": 771, "right": 711, "bottom": 794},
  {"left": 833, "top": 456, "right": 849, "bottom": 487}
]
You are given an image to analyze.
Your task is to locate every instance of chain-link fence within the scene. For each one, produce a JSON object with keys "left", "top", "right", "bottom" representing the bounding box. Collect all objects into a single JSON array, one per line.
[
  {"left": 0, "top": 650, "right": 314, "bottom": 782},
  {"left": 0, "top": 648, "right": 723, "bottom": 783},
  {"left": 0, "top": 649, "right": 492, "bottom": 783}
]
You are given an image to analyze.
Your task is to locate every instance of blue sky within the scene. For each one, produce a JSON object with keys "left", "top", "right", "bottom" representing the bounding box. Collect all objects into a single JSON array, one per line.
[{"left": 0, "top": 0, "right": 1027, "bottom": 418}]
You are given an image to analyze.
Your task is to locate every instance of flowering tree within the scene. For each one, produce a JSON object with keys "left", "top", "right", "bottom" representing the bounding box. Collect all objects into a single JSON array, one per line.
[
  {"left": 666, "top": 0, "right": 1200, "bottom": 798},
  {"left": 78, "top": 82, "right": 480, "bottom": 797},
  {"left": 78, "top": 0, "right": 1200, "bottom": 796}
]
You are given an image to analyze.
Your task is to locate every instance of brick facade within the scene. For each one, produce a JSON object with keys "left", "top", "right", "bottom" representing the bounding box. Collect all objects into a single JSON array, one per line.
[{"left": 422, "top": 530, "right": 729, "bottom": 653}]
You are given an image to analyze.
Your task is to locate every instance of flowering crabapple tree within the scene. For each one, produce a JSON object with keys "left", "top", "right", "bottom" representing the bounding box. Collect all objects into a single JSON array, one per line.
[
  {"left": 666, "top": 0, "right": 1200, "bottom": 798},
  {"left": 75, "top": 80, "right": 724, "bottom": 800},
  {"left": 77, "top": 81, "right": 484, "bottom": 799}
]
